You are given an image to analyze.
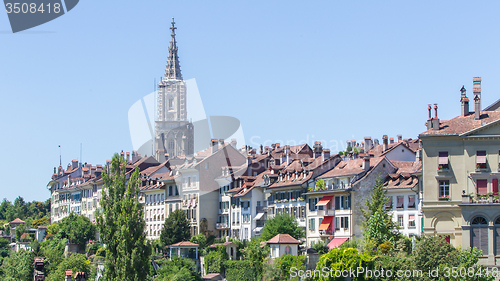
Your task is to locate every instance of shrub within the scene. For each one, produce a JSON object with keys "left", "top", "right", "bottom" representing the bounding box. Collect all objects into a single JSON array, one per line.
[{"left": 225, "top": 260, "right": 258, "bottom": 281}]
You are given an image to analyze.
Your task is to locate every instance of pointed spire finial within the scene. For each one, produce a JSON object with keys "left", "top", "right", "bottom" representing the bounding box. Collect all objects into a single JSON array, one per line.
[{"left": 164, "top": 17, "right": 182, "bottom": 81}]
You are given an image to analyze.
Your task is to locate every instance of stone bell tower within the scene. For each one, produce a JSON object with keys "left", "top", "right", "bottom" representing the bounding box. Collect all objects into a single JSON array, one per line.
[{"left": 155, "top": 18, "right": 194, "bottom": 161}]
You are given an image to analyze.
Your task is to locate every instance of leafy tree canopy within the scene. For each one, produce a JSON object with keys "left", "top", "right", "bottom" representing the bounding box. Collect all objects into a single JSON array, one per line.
[
  {"left": 160, "top": 209, "right": 191, "bottom": 247},
  {"left": 46, "top": 253, "right": 91, "bottom": 281},
  {"left": 1, "top": 249, "right": 35, "bottom": 281},
  {"left": 260, "top": 213, "right": 304, "bottom": 241},
  {"left": 57, "top": 213, "right": 96, "bottom": 249}
]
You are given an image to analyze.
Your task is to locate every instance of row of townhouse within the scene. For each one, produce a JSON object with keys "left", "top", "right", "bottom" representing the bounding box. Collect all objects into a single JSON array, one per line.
[{"left": 47, "top": 78, "right": 500, "bottom": 266}]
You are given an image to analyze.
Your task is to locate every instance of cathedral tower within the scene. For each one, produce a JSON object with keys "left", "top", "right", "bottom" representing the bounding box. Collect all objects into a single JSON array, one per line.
[{"left": 155, "top": 18, "right": 194, "bottom": 161}]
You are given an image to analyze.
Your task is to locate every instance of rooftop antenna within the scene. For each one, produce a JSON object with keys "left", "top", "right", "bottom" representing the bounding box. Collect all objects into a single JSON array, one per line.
[{"left": 59, "top": 145, "right": 61, "bottom": 166}]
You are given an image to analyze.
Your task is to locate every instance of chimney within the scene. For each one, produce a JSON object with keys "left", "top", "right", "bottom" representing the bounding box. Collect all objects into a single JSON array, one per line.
[
  {"left": 126, "top": 152, "right": 130, "bottom": 163},
  {"left": 219, "top": 139, "right": 224, "bottom": 147},
  {"left": 120, "top": 151, "right": 125, "bottom": 159},
  {"left": 373, "top": 139, "right": 379, "bottom": 146},
  {"left": 432, "top": 104, "right": 440, "bottom": 130},
  {"left": 363, "top": 137, "right": 372, "bottom": 152},
  {"left": 131, "top": 151, "right": 139, "bottom": 163},
  {"left": 389, "top": 137, "right": 394, "bottom": 144},
  {"left": 271, "top": 144, "right": 276, "bottom": 150},
  {"left": 264, "top": 146, "right": 270, "bottom": 155},
  {"left": 415, "top": 149, "right": 422, "bottom": 162},
  {"left": 382, "top": 135, "right": 388, "bottom": 152},
  {"left": 426, "top": 104, "right": 433, "bottom": 130},
  {"left": 65, "top": 269, "right": 73, "bottom": 281},
  {"left": 397, "top": 135, "right": 402, "bottom": 142},
  {"left": 362, "top": 156, "right": 370, "bottom": 172},
  {"left": 211, "top": 139, "right": 218, "bottom": 154},
  {"left": 322, "top": 149, "right": 331, "bottom": 161},
  {"left": 259, "top": 144, "right": 263, "bottom": 154},
  {"left": 275, "top": 143, "right": 281, "bottom": 149},
  {"left": 460, "top": 86, "right": 469, "bottom": 116},
  {"left": 474, "top": 94, "right": 481, "bottom": 120},
  {"left": 473, "top": 77, "right": 481, "bottom": 114},
  {"left": 230, "top": 139, "right": 237, "bottom": 148},
  {"left": 313, "top": 142, "right": 323, "bottom": 158},
  {"left": 71, "top": 159, "right": 78, "bottom": 170}
]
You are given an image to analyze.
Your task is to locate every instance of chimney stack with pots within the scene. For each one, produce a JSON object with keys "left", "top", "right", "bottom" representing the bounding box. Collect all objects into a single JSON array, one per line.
[
  {"left": 211, "top": 139, "right": 218, "bottom": 154},
  {"left": 322, "top": 149, "right": 331, "bottom": 162},
  {"left": 397, "top": 135, "right": 402, "bottom": 142},
  {"left": 473, "top": 77, "right": 481, "bottom": 120},
  {"left": 364, "top": 137, "right": 373, "bottom": 152},
  {"left": 362, "top": 156, "right": 370, "bottom": 172},
  {"left": 382, "top": 135, "right": 388, "bottom": 152},
  {"left": 460, "top": 86, "right": 469, "bottom": 116},
  {"left": 313, "top": 142, "right": 323, "bottom": 158}
]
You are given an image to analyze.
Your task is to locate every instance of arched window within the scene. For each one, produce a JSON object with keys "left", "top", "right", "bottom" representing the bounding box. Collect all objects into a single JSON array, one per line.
[
  {"left": 471, "top": 216, "right": 488, "bottom": 255},
  {"left": 285, "top": 246, "right": 292, "bottom": 255},
  {"left": 495, "top": 217, "right": 500, "bottom": 256}
]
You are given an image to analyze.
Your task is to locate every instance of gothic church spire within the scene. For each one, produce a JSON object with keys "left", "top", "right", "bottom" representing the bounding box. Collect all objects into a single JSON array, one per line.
[{"left": 164, "top": 17, "right": 182, "bottom": 80}]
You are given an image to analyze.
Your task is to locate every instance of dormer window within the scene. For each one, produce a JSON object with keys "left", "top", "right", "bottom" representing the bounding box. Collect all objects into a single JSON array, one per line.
[
  {"left": 476, "top": 151, "right": 487, "bottom": 170},
  {"left": 438, "top": 152, "right": 449, "bottom": 170}
]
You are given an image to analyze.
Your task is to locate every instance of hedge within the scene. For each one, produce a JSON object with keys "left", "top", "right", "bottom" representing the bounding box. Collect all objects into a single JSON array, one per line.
[{"left": 224, "top": 260, "right": 258, "bottom": 281}]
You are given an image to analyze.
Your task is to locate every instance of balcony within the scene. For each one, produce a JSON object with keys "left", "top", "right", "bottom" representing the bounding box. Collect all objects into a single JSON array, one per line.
[
  {"left": 319, "top": 229, "right": 334, "bottom": 236},
  {"left": 215, "top": 223, "right": 229, "bottom": 230},
  {"left": 461, "top": 194, "right": 500, "bottom": 205},
  {"left": 317, "top": 209, "right": 335, "bottom": 217}
]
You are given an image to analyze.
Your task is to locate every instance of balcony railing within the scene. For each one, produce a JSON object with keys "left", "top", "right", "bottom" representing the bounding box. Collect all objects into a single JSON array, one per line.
[
  {"left": 215, "top": 223, "right": 229, "bottom": 229},
  {"left": 462, "top": 194, "right": 500, "bottom": 204},
  {"left": 319, "top": 229, "right": 334, "bottom": 236}
]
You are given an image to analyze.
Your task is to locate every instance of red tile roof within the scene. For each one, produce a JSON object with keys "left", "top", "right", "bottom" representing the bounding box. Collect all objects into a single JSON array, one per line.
[
  {"left": 267, "top": 234, "right": 300, "bottom": 244},
  {"left": 317, "top": 157, "right": 384, "bottom": 179},
  {"left": 10, "top": 218, "right": 25, "bottom": 224},
  {"left": 169, "top": 241, "right": 199, "bottom": 247},
  {"left": 420, "top": 111, "right": 500, "bottom": 136}
]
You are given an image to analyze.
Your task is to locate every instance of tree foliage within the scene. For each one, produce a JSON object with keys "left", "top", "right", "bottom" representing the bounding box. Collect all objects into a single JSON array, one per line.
[
  {"left": 204, "top": 245, "right": 228, "bottom": 274},
  {"left": 260, "top": 213, "right": 304, "bottom": 241},
  {"left": 57, "top": 213, "right": 96, "bottom": 249},
  {"left": 239, "top": 238, "right": 269, "bottom": 278},
  {"left": 0, "top": 197, "right": 50, "bottom": 222},
  {"left": 1, "top": 249, "right": 35, "bottom": 281},
  {"left": 96, "top": 153, "right": 151, "bottom": 281},
  {"left": 315, "top": 247, "right": 374, "bottom": 281},
  {"left": 46, "top": 253, "right": 91, "bottom": 281},
  {"left": 40, "top": 236, "right": 67, "bottom": 275},
  {"left": 224, "top": 260, "right": 258, "bottom": 281},
  {"left": 262, "top": 254, "right": 306, "bottom": 281},
  {"left": 157, "top": 256, "right": 201, "bottom": 281},
  {"left": 160, "top": 209, "right": 191, "bottom": 247}
]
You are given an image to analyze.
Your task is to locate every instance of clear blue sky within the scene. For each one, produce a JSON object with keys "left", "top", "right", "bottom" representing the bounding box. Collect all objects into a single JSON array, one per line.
[{"left": 1, "top": 1, "right": 500, "bottom": 202}]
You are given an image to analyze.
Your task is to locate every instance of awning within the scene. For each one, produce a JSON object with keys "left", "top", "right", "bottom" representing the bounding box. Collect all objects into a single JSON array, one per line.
[
  {"left": 408, "top": 215, "right": 415, "bottom": 222},
  {"left": 397, "top": 197, "right": 404, "bottom": 208},
  {"left": 477, "top": 155, "right": 487, "bottom": 164},
  {"left": 438, "top": 152, "right": 448, "bottom": 164},
  {"left": 253, "top": 227, "right": 263, "bottom": 233},
  {"left": 408, "top": 196, "right": 415, "bottom": 208},
  {"left": 253, "top": 213, "right": 265, "bottom": 221},
  {"left": 318, "top": 216, "right": 334, "bottom": 231},
  {"left": 327, "top": 238, "right": 348, "bottom": 249},
  {"left": 316, "top": 196, "right": 334, "bottom": 207}
]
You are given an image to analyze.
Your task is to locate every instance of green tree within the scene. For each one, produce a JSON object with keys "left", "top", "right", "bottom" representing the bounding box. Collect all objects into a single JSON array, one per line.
[
  {"left": 260, "top": 213, "right": 304, "bottom": 241},
  {"left": 40, "top": 236, "right": 67, "bottom": 275},
  {"left": 57, "top": 213, "right": 96, "bottom": 249},
  {"left": 160, "top": 209, "right": 191, "bottom": 247},
  {"left": 364, "top": 211, "right": 394, "bottom": 246},
  {"left": 204, "top": 245, "right": 228, "bottom": 274},
  {"left": 315, "top": 247, "right": 373, "bottom": 281},
  {"left": 311, "top": 239, "right": 329, "bottom": 255},
  {"left": 157, "top": 256, "right": 201, "bottom": 281},
  {"left": 2, "top": 249, "right": 35, "bottom": 281},
  {"left": 240, "top": 238, "right": 269, "bottom": 278},
  {"left": 31, "top": 217, "right": 50, "bottom": 228},
  {"left": 315, "top": 179, "right": 326, "bottom": 191},
  {"left": 96, "top": 153, "right": 151, "bottom": 281},
  {"left": 360, "top": 178, "right": 390, "bottom": 222},
  {"left": 262, "top": 254, "right": 306, "bottom": 281},
  {"left": 190, "top": 233, "right": 207, "bottom": 250},
  {"left": 46, "top": 253, "right": 91, "bottom": 281}
]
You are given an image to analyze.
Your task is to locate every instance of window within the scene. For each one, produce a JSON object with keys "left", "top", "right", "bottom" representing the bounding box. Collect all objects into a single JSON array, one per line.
[
  {"left": 168, "top": 140, "right": 175, "bottom": 151},
  {"left": 471, "top": 216, "right": 488, "bottom": 255},
  {"left": 438, "top": 152, "right": 449, "bottom": 170},
  {"left": 477, "top": 179, "right": 488, "bottom": 194},
  {"left": 494, "top": 179, "right": 499, "bottom": 196},
  {"left": 169, "top": 186, "right": 172, "bottom": 196},
  {"left": 385, "top": 196, "right": 393, "bottom": 210},
  {"left": 476, "top": 151, "right": 487, "bottom": 170},
  {"left": 168, "top": 97, "right": 174, "bottom": 110},
  {"left": 408, "top": 214, "right": 415, "bottom": 228},
  {"left": 398, "top": 215, "right": 404, "bottom": 227},
  {"left": 188, "top": 177, "right": 191, "bottom": 187},
  {"left": 408, "top": 195, "right": 416, "bottom": 209},
  {"left": 335, "top": 196, "right": 340, "bottom": 210},
  {"left": 309, "top": 218, "right": 316, "bottom": 231},
  {"left": 396, "top": 196, "right": 404, "bottom": 209},
  {"left": 439, "top": 180, "right": 450, "bottom": 200}
]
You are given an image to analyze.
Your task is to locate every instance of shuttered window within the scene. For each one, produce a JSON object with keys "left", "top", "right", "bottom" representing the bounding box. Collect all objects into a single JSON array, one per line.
[
  {"left": 493, "top": 179, "right": 499, "bottom": 196},
  {"left": 477, "top": 179, "right": 488, "bottom": 194},
  {"left": 471, "top": 216, "right": 488, "bottom": 256},
  {"left": 495, "top": 217, "right": 500, "bottom": 256}
]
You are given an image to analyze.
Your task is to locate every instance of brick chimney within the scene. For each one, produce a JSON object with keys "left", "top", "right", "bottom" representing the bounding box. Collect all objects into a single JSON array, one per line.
[
  {"left": 373, "top": 139, "right": 379, "bottom": 146},
  {"left": 126, "top": 152, "right": 130, "bottom": 163},
  {"left": 382, "top": 135, "right": 388, "bottom": 152},
  {"left": 389, "top": 137, "right": 394, "bottom": 144},
  {"left": 460, "top": 85, "right": 469, "bottom": 116},
  {"left": 473, "top": 77, "right": 481, "bottom": 115},
  {"left": 211, "top": 139, "right": 218, "bottom": 154},
  {"left": 397, "top": 135, "right": 402, "bottom": 142},
  {"left": 362, "top": 156, "right": 370, "bottom": 172},
  {"left": 313, "top": 142, "right": 323, "bottom": 158}
]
